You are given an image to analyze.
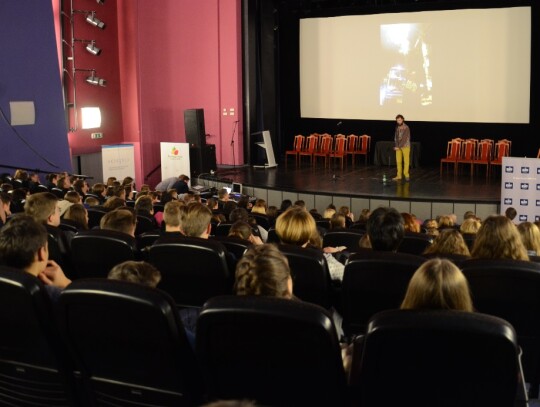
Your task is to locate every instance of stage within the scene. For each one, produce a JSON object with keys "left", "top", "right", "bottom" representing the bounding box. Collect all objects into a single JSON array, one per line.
[{"left": 197, "top": 163, "right": 502, "bottom": 221}]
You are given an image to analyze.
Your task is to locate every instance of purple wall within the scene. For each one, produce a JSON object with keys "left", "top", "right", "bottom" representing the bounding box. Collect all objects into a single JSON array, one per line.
[{"left": 0, "top": 1, "right": 72, "bottom": 173}]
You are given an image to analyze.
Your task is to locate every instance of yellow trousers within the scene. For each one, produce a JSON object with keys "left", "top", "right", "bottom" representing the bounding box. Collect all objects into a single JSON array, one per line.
[{"left": 395, "top": 147, "right": 410, "bottom": 179}]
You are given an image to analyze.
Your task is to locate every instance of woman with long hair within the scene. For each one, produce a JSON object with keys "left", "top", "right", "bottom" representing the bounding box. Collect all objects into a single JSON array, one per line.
[{"left": 471, "top": 215, "right": 529, "bottom": 261}]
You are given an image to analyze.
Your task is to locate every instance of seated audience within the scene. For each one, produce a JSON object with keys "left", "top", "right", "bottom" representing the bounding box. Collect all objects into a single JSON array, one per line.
[
  {"left": 402, "top": 212, "right": 421, "bottom": 233},
  {"left": 460, "top": 218, "right": 481, "bottom": 235},
  {"left": 276, "top": 207, "right": 345, "bottom": 281},
  {"left": 91, "top": 183, "right": 107, "bottom": 204},
  {"left": 323, "top": 207, "right": 336, "bottom": 219},
  {"left": 366, "top": 207, "right": 404, "bottom": 252},
  {"left": 517, "top": 222, "right": 540, "bottom": 257},
  {"left": 471, "top": 215, "right": 529, "bottom": 261},
  {"left": 401, "top": 258, "right": 473, "bottom": 311},
  {"left": 154, "top": 201, "right": 186, "bottom": 243},
  {"left": 64, "top": 190, "right": 82, "bottom": 204},
  {"left": 84, "top": 196, "right": 100, "bottom": 207},
  {"left": 44, "top": 173, "right": 58, "bottom": 190},
  {"left": 423, "top": 228, "right": 470, "bottom": 257},
  {"left": 437, "top": 215, "right": 454, "bottom": 231},
  {"left": 0, "top": 214, "right": 71, "bottom": 300},
  {"left": 217, "top": 188, "right": 230, "bottom": 210},
  {"left": 505, "top": 207, "right": 517, "bottom": 222},
  {"left": 0, "top": 192, "right": 12, "bottom": 226},
  {"left": 230, "top": 208, "right": 267, "bottom": 242},
  {"left": 160, "top": 189, "right": 178, "bottom": 205},
  {"left": 251, "top": 199, "right": 267, "bottom": 215},
  {"left": 57, "top": 176, "right": 72, "bottom": 195},
  {"left": 228, "top": 221, "right": 263, "bottom": 245},
  {"left": 222, "top": 201, "right": 238, "bottom": 220},
  {"left": 73, "top": 179, "right": 89, "bottom": 200},
  {"left": 423, "top": 219, "right": 439, "bottom": 237},
  {"left": 234, "top": 244, "right": 293, "bottom": 298},
  {"left": 237, "top": 195, "right": 252, "bottom": 210},
  {"left": 100, "top": 208, "right": 137, "bottom": 238},
  {"left": 103, "top": 196, "right": 126, "bottom": 210},
  {"left": 135, "top": 195, "right": 158, "bottom": 227},
  {"left": 338, "top": 206, "right": 354, "bottom": 226},
  {"left": 182, "top": 202, "right": 213, "bottom": 239},
  {"left": 279, "top": 199, "right": 292, "bottom": 213},
  {"left": 329, "top": 213, "right": 347, "bottom": 230},
  {"left": 108, "top": 260, "right": 161, "bottom": 287},
  {"left": 63, "top": 203, "right": 89, "bottom": 231}
]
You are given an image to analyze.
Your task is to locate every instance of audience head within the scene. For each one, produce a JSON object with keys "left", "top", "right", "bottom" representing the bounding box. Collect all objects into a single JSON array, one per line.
[
  {"left": 229, "top": 208, "right": 249, "bottom": 223},
  {"left": 135, "top": 195, "right": 154, "bottom": 214},
  {"left": 437, "top": 215, "right": 454, "bottom": 230},
  {"left": 251, "top": 199, "right": 267, "bottom": 215},
  {"left": 223, "top": 201, "right": 238, "bottom": 219},
  {"left": 293, "top": 200, "right": 306, "bottom": 209},
  {"left": 505, "top": 207, "right": 517, "bottom": 221},
  {"left": 64, "top": 190, "right": 82, "bottom": 204},
  {"left": 84, "top": 196, "right": 100, "bottom": 206},
  {"left": 228, "top": 221, "right": 253, "bottom": 241},
  {"left": 0, "top": 192, "right": 12, "bottom": 216},
  {"left": 73, "top": 179, "right": 89, "bottom": 195},
  {"left": 323, "top": 208, "right": 336, "bottom": 219},
  {"left": 463, "top": 210, "right": 477, "bottom": 221},
  {"left": 275, "top": 207, "right": 317, "bottom": 247},
  {"left": 57, "top": 176, "right": 71, "bottom": 190},
  {"left": 13, "top": 169, "right": 28, "bottom": 181},
  {"left": 106, "top": 176, "right": 117, "bottom": 187},
  {"left": 92, "top": 182, "right": 106, "bottom": 197},
  {"left": 100, "top": 209, "right": 137, "bottom": 237},
  {"left": 108, "top": 261, "right": 161, "bottom": 288},
  {"left": 0, "top": 214, "right": 48, "bottom": 273},
  {"left": 471, "top": 215, "right": 528, "bottom": 261},
  {"left": 266, "top": 206, "right": 278, "bottom": 219},
  {"left": 423, "top": 228, "right": 470, "bottom": 256},
  {"left": 234, "top": 244, "right": 292, "bottom": 298},
  {"left": 111, "top": 185, "right": 126, "bottom": 200},
  {"left": 517, "top": 222, "right": 540, "bottom": 256},
  {"left": 163, "top": 201, "right": 185, "bottom": 230},
  {"left": 460, "top": 218, "right": 481, "bottom": 235},
  {"left": 24, "top": 192, "right": 61, "bottom": 226},
  {"left": 182, "top": 202, "right": 212, "bottom": 238},
  {"left": 63, "top": 203, "right": 89, "bottom": 230},
  {"left": 206, "top": 197, "right": 218, "bottom": 210},
  {"left": 103, "top": 196, "right": 126, "bottom": 210},
  {"left": 161, "top": 189, "right": 178, "bottom": 205},
  {"left": 218, "top": 188, "right": 229, "bottom": 201},
  {"left": 401, "top": 258, "right": 473, "bottom": 312},
  {"left": 401, "top": 212, "right": 420, "bottom": 233},
  {"left": 367, "top": 207, "right": 404, "bottom": 252},
  {"left": 330, "top": 213, "right": 346, "bottom": 229},
  {"left": 279, "top": 199, "right": 292, "bottom": 212}
]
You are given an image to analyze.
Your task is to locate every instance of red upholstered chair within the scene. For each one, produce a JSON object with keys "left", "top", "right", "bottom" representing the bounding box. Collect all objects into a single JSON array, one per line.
[
  {"left": 440, "top": 140, "right": 461, "bottom": 175},
  {"left": 456, "top": 139, "right": 477, "bottom": 175},
  {"left": 353, "top": 134, "right": 371, "bottom": 165},
  {"left": 298, "top": 134, "right": 318, "bottom": 166},
  {"left": 345, "top": 134, "right": 358, "bottom": 166},
  {"left": 285, "top": 135, "right": 304, "bottom": 168},
  {"left": 313, "top": 135, "right": 333, "bottom": 168},
  {"left": 471, "top": 140, "right": 493, "bottom": 178},
  {"left": 329, "top": 136, "right": 347, "bottom": 170},
  {"left": 490, "top": 141, "right": 510, "bottom": 176}
]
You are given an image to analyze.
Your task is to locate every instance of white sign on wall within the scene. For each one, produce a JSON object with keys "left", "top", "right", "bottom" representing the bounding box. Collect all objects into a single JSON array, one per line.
[
  {"left": 102, "top": 144, "right": 135, "bottom": 182},
  {"left": 500, "top": 156, "right": 540, "bottom": 223},
  {"left": 160, "top": 142, "right": 190, "bottom": 181}
]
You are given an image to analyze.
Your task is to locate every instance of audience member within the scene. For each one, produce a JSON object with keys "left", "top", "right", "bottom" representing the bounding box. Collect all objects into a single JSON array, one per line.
[
  {"left": 323, "top": 208, "right": 336, "bottom": 219},
  {"left": 103, "top": 196, "right": 126, "bottom": 210},
  {"left": 517, "top": 222, "right": 540, "bottom": 257},
  {"left": 401, "top": 258, "right": 473, "bottom": 311},
  {"left": 108, "top": 260, "right": 161, "bottom": 287},
  {"left": 505, "top": 207, "right": 517, "bottom": 222},
  {"left": 64, "top": 190, "right": 82, "bottom": 204},
  {"left": 84, "top": 196, "right": 100, "bottom": 207},
  {"left": 279, "top": 199, "right": 292, "bottom": 213},
  {"left": 329, "top": 213, "right": 346, "bottom": 230},
  {"left": 234, "top": 244, "right": 293, "bottom": 298},
  {"left": 44, "top": 173, "right": 58, "bottom": 190},
  {"left": 437, "top": 215, "right": 454, "bottom": 230},
  {"left": 460, "top": 218, "right": 481, "bottom": 235},
  {"left": 402, "top": 212, "right": 420, "bottom": 233},
  {"left": 218, "top": 188, "right": 230, "bottom": 209},
  {"left": 230, "top": 208, "right": 267, "bottom": 242},
  {"left": 366, "top": 207, "right": 404, "bottom": 252},
  {"left": 73, "top": 179, "right": 89, "bottom": 200},
  {"left": 91, "top": 183, "right": 107, "bottom": 203},
  {"left": 294, "top": 200, "right": 306, "bottom": 210},
  {"left": 135, "top": 195, "right": 158, "bottom": 227},
  {"left": 251, "top": 199, "right": 267, "bottom": 215},
  {"left": 63, "top": 203, "right": 89, "bottom": 231},
  {"left": 423, "top": 228, "right": 470, "bottom": 257},
  {"left": 182, "top": 202, "right": 213, "bottom": 238},
  {"left": 471, "top": 215, "right": 528, "bottom": 261},
  {"left": 228, "top": 221, "right": 263, "bottom": 245},
  {"left": 0, "top": 215, "right": 71, "bottom": 300},
  {"left": 100, "top": 209, "right": 137, "bottom": 237}
]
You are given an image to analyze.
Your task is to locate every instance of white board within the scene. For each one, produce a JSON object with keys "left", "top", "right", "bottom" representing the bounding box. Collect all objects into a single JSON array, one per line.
[
  {"left": 102, "top": 144, "right": 135, "bottom": 182},
  {"left": 160, "top": 142, "right": 190, "bottom": 181},
  {"left": 500, "top": 157, "right": 540, "bottom": 223}
]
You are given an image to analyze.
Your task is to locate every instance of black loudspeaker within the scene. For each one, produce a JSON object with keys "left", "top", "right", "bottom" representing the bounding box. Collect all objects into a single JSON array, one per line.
[
  {"left": 190, "top": 144, "right": 217, "bottom": 177},
  {"left": 184, "top": 109, "right": 206, "bottom": 148}
]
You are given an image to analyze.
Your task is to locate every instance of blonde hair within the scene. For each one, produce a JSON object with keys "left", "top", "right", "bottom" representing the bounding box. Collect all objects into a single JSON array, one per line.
[
  {"left": 163, "top": 201, "right": 185, "bottom": 227},
  {"left": 234, "top": 244, "right": 291, "bottom": 298},
  {"left": 471, "top": 215, "right": 529, "bottom": 261},
  {"left": 275, "top": 207, "right": 318, "bottom": 246},
  {"left": 100, "top": 209, "right": 136, "bottom": 236},
  {"left": 423, "top": 229, "right": 470, "bottom": 256},
  {"left": 460, "top": 218, "right": 481, "bottom": 234},
  {"left": 182, "top": 202, "right": 212, "bottom": 237},
  {"left": 401, "top": 258, "right": 473, "bottom": 312},
  {"left": 517, "top": 222, "right": 540, "bottom": 255},
  {"left": 438, "top": 215, "right": 454, "bottom": 229},
  {"left": 323, "top": 208, "right": 336, "bottom": 219},
  {"left": 24, "top": 192, "right": 58, "bottom": 224},
  {"left": 251, "top": 199, "right": 267, "bottom": 215}
]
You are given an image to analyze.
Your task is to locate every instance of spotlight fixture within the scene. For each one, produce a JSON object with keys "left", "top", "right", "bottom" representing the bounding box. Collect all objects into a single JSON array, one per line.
[
  {"left": 86, "top": 11, "right": 105, "bottom": 29},
  {"left": 86, "top": 71, "right": 107, "bottom": 87},
  {"left": 96, "top": 0, "right": 105, "bottom": 4},
  {"left": 85, "top": 40, "right": 101, "bottom": 56}
]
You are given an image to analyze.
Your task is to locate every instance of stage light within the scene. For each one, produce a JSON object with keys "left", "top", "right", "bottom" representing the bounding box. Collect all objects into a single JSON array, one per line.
[
  {"left": 96, "top": 0, "right": 105, "bottom": 4},
  {"left": 86, "top": 11, "right": 105, "bottom": 29},
  {"left": 85, "top": 40, "right": 101, "bottom": 56},
  {"left": 81, "top": 107, "right": 101, "bottom": 129},
  {"left": 86, "top": 71, "right": 107, "bottom": 87}
]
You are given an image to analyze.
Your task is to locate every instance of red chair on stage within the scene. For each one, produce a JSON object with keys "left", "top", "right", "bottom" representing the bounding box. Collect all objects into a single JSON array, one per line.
[
  {"left": 490, "top": 141, "right": 510, "bottom": 176},
  {"left": 329, "top": 136, "right": 347, "bottom": 170},
  {"left": 345, "top": 135, "right": 358, "bottom": 166},
  {"left": 313, "top": 135, "right": 333, "bottom": 168},
  {"left": 353, "top": 134, "right": 371, "bottom": 165},
  {"left": 298, "top": 134, "right": 318, "bottom": 166},
  {"left": 456, "top": 139, "right": 477, "bottom": 175},
  {"left": 471, "top": 140, "right": 493, "bottom": 178},
  {"left": 498, "top": 139, "right": 512, "bottom": 155},
  {"left": 285, "top": 135, "right": 304, "bottom": 168},
  {"left": 440, "top": 139, "right": 461, "bottom": 175}
]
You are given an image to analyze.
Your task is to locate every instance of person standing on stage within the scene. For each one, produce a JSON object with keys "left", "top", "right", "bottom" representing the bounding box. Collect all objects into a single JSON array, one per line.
[{"left": 393, "top": 114, "right": 411, "bottom": 182}]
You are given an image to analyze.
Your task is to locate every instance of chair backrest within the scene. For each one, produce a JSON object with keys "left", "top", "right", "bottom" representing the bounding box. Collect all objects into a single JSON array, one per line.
[
  {"left": 70, "top": 229, "right": 136, "bottom": 279},
  {"left": 214, "top": 222, "right": 233, "bottom": 236},
  {"left": 57, "top": 279, "right": 202, "bottom": 405},
  {"left": 476, "top": 140, "right": 493, "bottom": 161},
  {"left": 316, "top": 219, "right": 330, "bottom": 230},
  {"left": 333, "top": 136, "right": 346, "bottom": 154},
  {"left": 302, "top": 134, "right": 318, "bottom": 153},
  {"left": 346, "top": 134, "right": 358, "bottom": 152},
  {"left": 292, "top": 134, "right": 304, "bottom": 151},
  {"left": 0, "top": 266, "right": 73, "bottom": 405},
  {"left": 460, "top": 139, "right": 477, "bottom": 160},
  {"left": 86, "top": 208, "right": 107, "bottom": 229},
  {"left": 148, "top": 237, "right": 231, "bottom": 306},
  {"left": 277, "top": 244, "right": 332, "bottom": 308},
  {"left": 461, "top": 257, "right": 540, "bottom": 391},
  {"left": 446, "top": 140, "right": 461, "bottom": 159},
  {"left": 494, "top": 141, "right": 510, "bottom": 161},
  {"left": 211, "top": 235, "right": 252, "bottom": 259},
  {"left": 196, "top": 295, "right": 347, "bottom": 406},
  {"left": 397, "top": 232, "right": 433, "bottom": 255},
  {"left": 342, "top": 250, "right": 425, "bottom": 335},
  {"left": 135, "top": 215, "right": 156, "bottom": 236},
  {"left": 319, "top": 135, "right": 333, "bottom": 153},
  {"left": 266, "top": 228, "right": 280, "bottom": 243},
  {"left": 323, "top": 229, "right": 365, "bottom": 251},
  {"left": 137, "top": 231, "right": 161, "bottom": 251},
  {"left": 358, "top": 134, "right": 371, "bottom": 152},
  {"left": 250, "top": 213, "right": 270, "bottom": 230},
  {"left": 351, "top": 309, "right": 520, "bottom": 407}
]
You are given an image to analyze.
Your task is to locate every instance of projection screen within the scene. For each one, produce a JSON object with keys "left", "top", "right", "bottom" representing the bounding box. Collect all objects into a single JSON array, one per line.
[{"left": 299, "top": 7, "right": 531, "bottom": 123}]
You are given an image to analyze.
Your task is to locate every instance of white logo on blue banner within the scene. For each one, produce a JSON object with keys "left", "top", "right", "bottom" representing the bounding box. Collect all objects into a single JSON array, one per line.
[{"left": 501, "top": 157, "right": 540, "bottom": 224}]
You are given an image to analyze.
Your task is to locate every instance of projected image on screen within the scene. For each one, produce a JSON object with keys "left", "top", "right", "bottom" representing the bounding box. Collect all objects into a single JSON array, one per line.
[
  {"left": 379, "top": 24, "right": 433, "bottom": 108},
  {"left": 300, "top": 7, "right": 531, "bottom": 123}
]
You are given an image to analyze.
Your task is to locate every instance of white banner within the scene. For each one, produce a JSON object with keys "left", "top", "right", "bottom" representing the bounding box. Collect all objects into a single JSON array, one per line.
[
  {"left": 500, "top": 157, "right": 540, "bottom": 223},
  {"left": 102, "top": 144, "right": 135, "bottom": 182},
  {"left": 160, "top": 142, "right": 190, "bottom": 181}
]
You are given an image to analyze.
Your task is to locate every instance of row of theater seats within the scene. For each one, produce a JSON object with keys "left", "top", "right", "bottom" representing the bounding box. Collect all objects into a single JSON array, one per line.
[{"left": 0, "top": 265, "right": 527, "bottom": 406}]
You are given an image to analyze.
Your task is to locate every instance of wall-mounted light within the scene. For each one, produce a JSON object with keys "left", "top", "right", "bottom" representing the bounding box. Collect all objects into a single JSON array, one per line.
[
  {"left": 81, "top": 107, "right": 102, "bottom": 129},
  {"left": 96, "top": 0, "right": 105, "bottom": 4},
  {"left": 86, "top": 71, "right": 107, "bottom": 87},
  {"left": 86, "top": 11, "right": 105, "bottom": 29},
  {"left": 74, "top": 39, "right": 101, "bottom": 56}
]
